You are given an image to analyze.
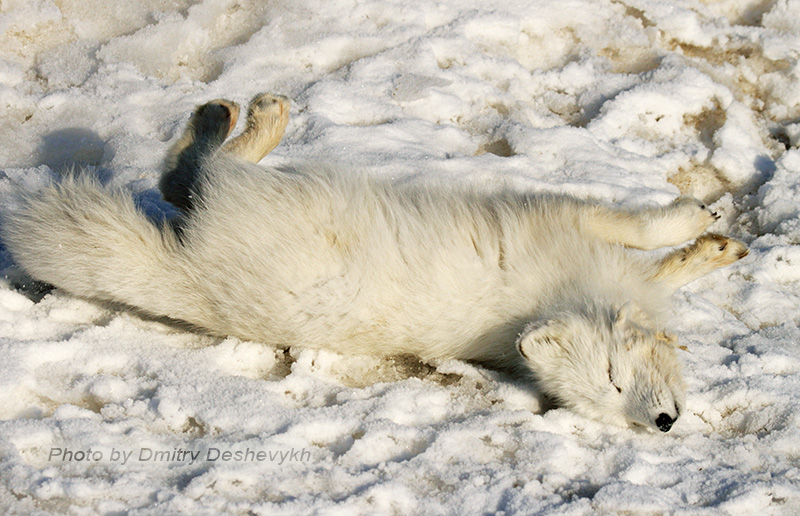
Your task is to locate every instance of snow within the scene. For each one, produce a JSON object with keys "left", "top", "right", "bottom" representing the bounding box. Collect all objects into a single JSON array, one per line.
[{"left": 1, "top": 0, "right": 800, "bottom": 513}]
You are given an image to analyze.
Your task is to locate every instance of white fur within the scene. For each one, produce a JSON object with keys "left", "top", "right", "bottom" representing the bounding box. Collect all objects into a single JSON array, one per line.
[{"left": 2, "top": 99, "right": 748, "bottom": 432}]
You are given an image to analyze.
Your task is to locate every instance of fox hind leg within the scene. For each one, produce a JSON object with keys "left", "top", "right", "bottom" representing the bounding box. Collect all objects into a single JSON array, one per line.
[
  {"left": 160, "top": 94, "right": 289, "bottom": 215},
  {"left": 222, "top": 93, "right": 290, "bottom": 163},
  {"left": 160, "top": 99, "right": 241, "bottom": 213}
]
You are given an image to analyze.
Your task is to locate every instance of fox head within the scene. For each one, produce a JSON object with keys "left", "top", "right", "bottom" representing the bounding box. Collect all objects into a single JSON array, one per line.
[{"left": 516, "top": 303, "right": 686, "bottom": 432}]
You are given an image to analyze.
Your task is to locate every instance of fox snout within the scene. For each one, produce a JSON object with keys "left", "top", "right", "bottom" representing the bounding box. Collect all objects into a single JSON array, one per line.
[{"left": 656, "top": 412, "right": 676, "bottom": 432}]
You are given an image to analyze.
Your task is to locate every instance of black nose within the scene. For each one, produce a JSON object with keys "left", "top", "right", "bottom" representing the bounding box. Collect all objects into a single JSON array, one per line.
[{"left": 655, "top": 413, "right": 675, "bottom": 432}]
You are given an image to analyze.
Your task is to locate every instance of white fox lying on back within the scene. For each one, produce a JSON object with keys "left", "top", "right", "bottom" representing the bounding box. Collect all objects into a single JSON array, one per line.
[{"left": 2, "top": 94, "right": 749, "bottom": 432}]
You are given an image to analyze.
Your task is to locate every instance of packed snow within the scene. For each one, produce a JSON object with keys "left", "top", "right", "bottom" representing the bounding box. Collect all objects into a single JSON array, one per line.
[{"left": 1, "top": 0, "right": 800, "bottom": 514}]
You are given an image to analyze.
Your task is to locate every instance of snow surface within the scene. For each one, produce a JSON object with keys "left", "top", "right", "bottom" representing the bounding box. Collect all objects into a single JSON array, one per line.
[{"left": 1, "top": 0, "right": 800, "bottom": 514}]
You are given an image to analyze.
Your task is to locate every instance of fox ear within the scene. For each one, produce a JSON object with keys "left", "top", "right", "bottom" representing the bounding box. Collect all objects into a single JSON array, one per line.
[{"left": 516, "top": 318, "right": 562, "bottom": 361}]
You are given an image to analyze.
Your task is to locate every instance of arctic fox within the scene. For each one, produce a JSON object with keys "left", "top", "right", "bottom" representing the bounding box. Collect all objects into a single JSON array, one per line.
[{"left": 2, "top": 94, "right": 749, "bottom": 432}]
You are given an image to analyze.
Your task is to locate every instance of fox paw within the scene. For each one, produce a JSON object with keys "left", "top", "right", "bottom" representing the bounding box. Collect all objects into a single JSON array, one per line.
[
  {"left": 193, "top": 99, "right": 241, "bottom": 141},
  {"left": 690, "top": 233, "right": 749, "bottom": 266},
  {"left": 246, "top": 93, "right": 290, "bottom": 131},
  {"left": 665, "top": 197, "right": 720, "bottom": 241}
]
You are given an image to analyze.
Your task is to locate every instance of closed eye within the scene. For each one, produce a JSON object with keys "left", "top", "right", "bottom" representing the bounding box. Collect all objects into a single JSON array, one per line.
[{"left": 608, "top": 363, "right": 622, "bottom": 393}]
